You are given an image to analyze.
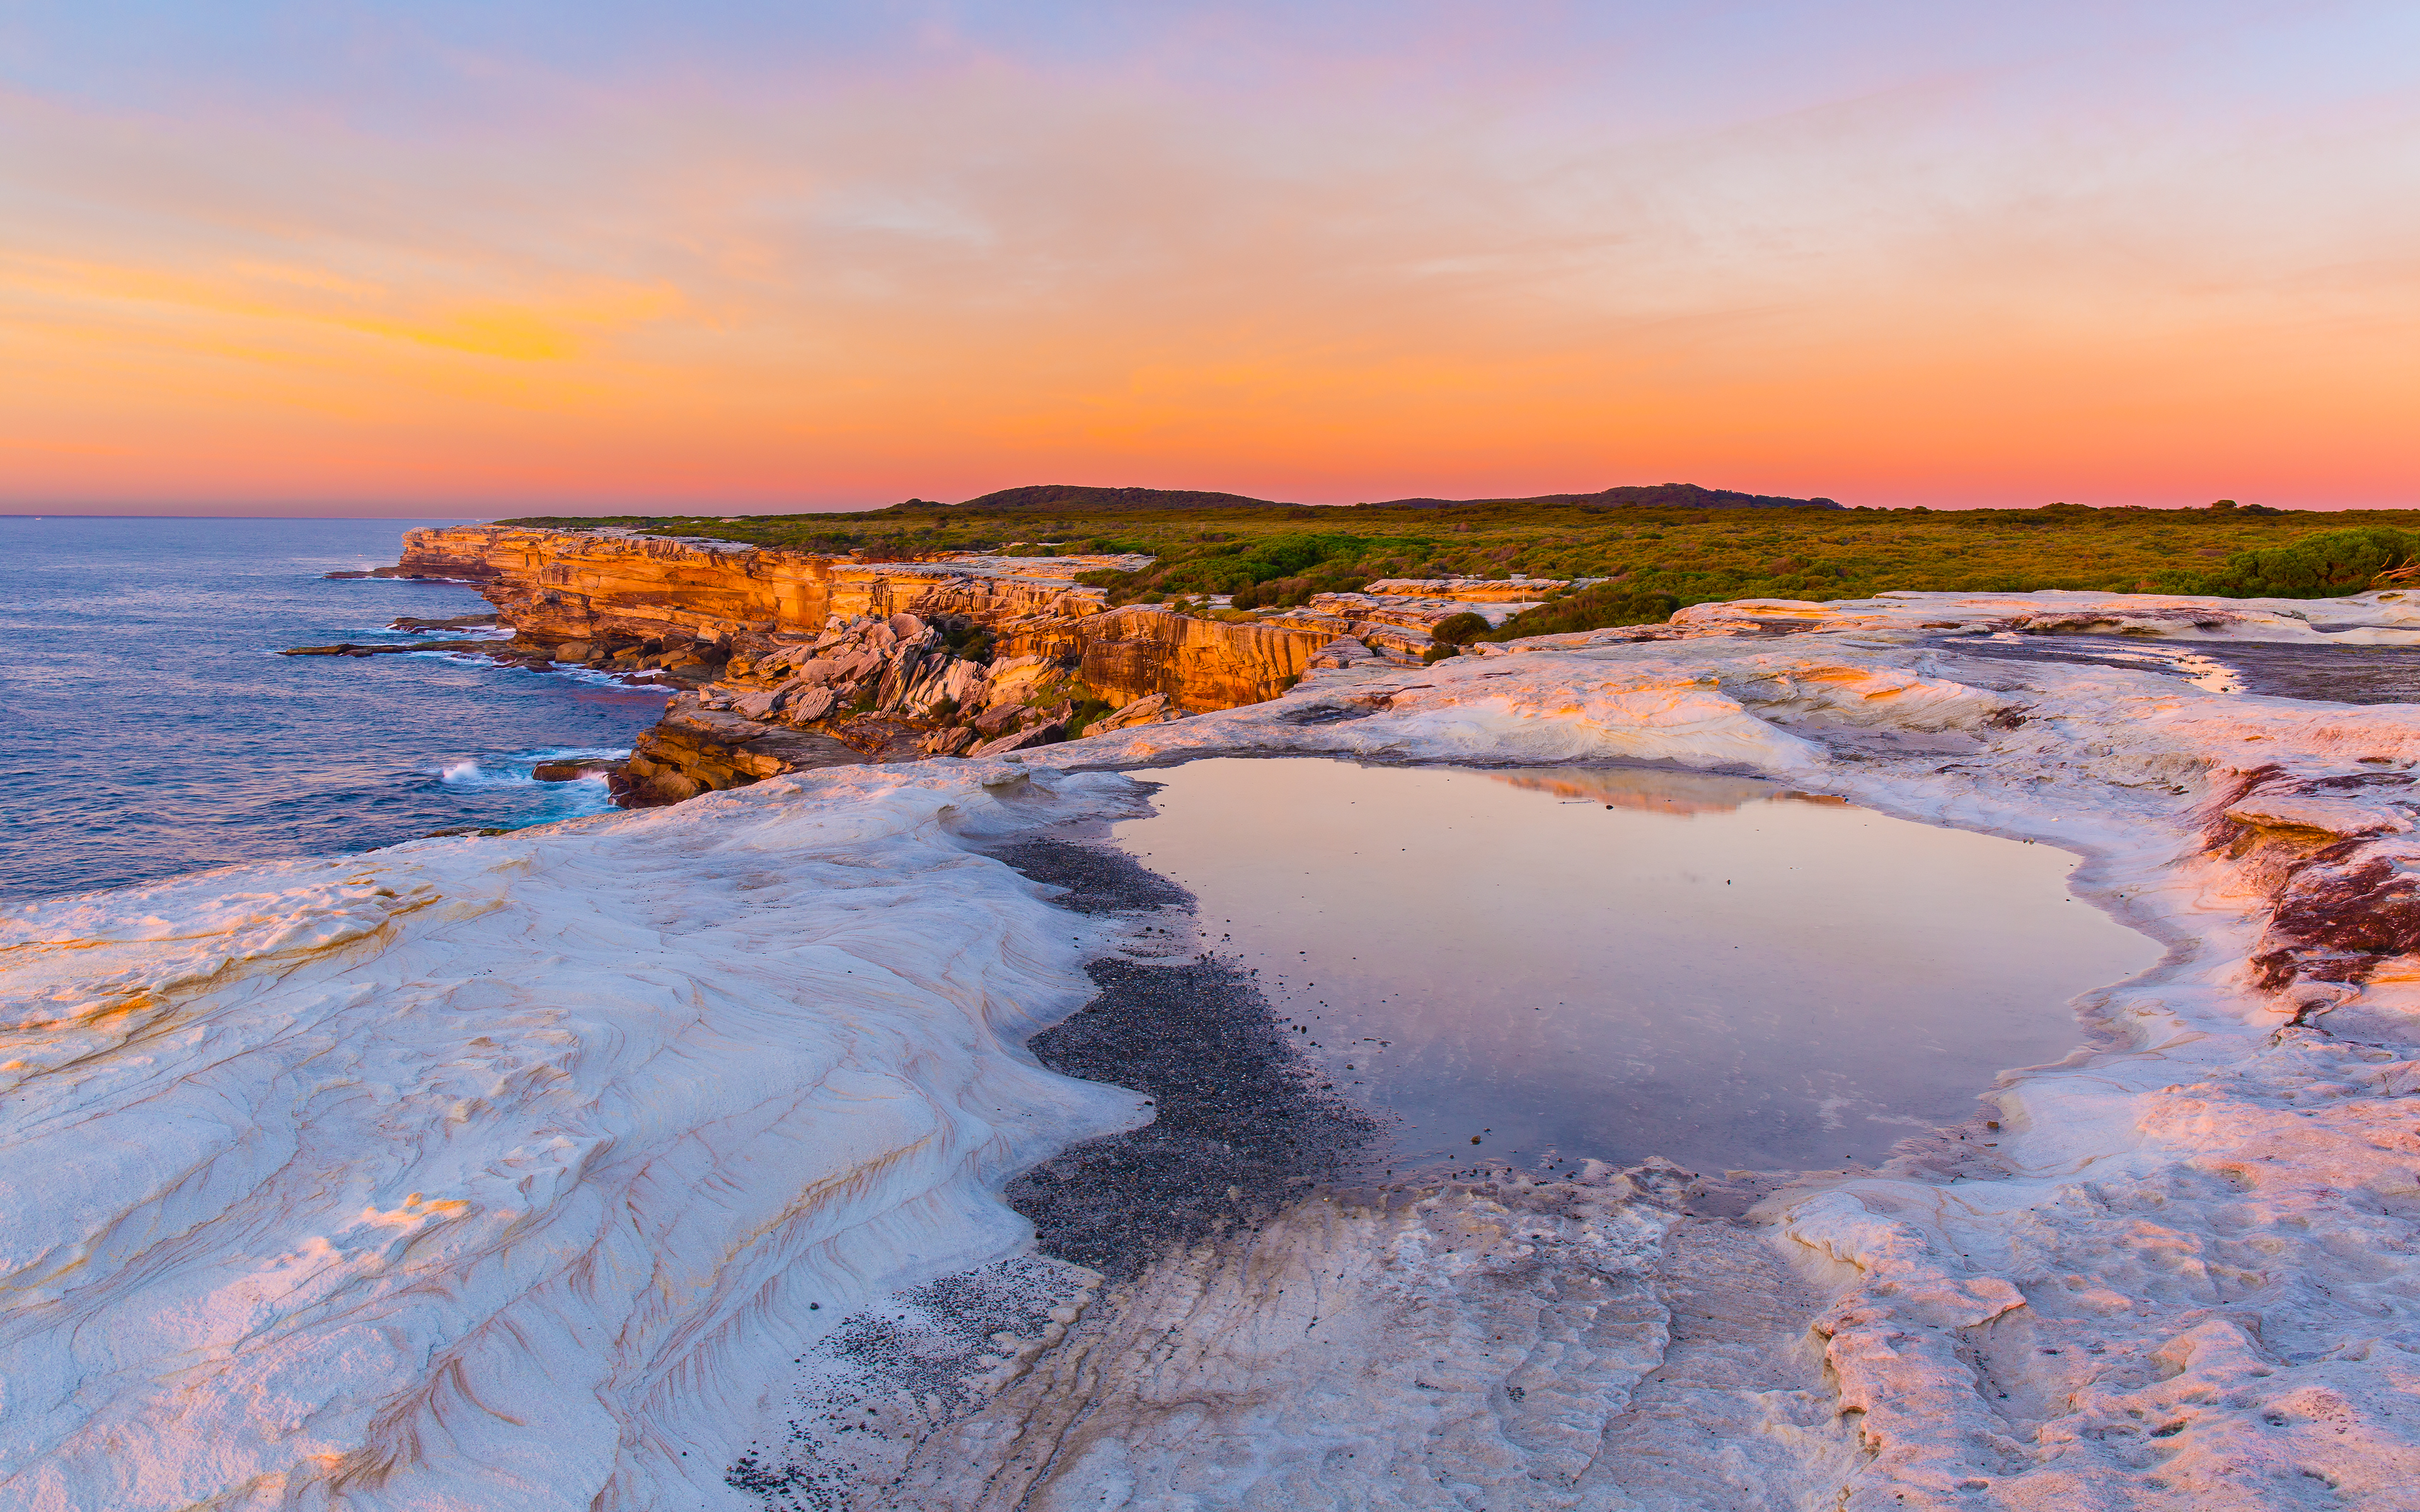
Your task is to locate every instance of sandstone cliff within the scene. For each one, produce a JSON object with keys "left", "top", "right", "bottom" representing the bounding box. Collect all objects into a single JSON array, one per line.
[{"left": 391, "top": 526, "right": 1348, "bottom": 803}]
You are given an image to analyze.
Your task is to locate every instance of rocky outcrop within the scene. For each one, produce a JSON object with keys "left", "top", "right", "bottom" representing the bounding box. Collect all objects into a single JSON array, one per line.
[
  {"left": 281, "top": 639, "right": 500, "bottom": 658},
  {"left": 619, "top": 701, "right": 866, "bottom": 805},
  {"left": 1284, "top": 590, "right": 1548, "bottom": 659},
  {"left": 387, "top": 525, "right": 1107, "bottom": 646},
  {"left": 623, "top": 605, "right": 1335, "bottom": 802},
  {"left": 387, "top": 527, "right": 1351, "bottom": 805},
  {"left": 1013, "top": 606, "right": 1328, "bottom": 713}
]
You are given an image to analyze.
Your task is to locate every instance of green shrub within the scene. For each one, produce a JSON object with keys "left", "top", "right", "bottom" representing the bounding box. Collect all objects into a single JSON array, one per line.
[
  {"left": 1231, "top": 576, "right": 1310, "bottom": 609},
  {"left": 1429, "top": 612, "right": 1490, "bottom": 645},
  {"left": 1482, "top": 587, "right": 1680, "bottom": 639},
  {"left": 1241, "top": 532, "right": 1358, "bottom": 577},
  {"left": 1151, "top": 557, "right": 1265, "bottom": 596},
  {"left": 1064, "top": 696, "right": 1117, "bottom": 737},
  {"left": 939, "top": 619, "right": 994, "bottom": 660},
  {"left": 2199, "top": 528, "right": 2420, "bottom": 598}
]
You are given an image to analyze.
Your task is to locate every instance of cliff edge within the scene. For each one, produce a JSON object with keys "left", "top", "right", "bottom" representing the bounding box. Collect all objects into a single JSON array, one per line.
[{"left": 384, "top": 525, "right": 1371, "bottom": 803}]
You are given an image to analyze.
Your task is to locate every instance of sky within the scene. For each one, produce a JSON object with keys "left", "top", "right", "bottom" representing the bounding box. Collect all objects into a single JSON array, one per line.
[{"left": 3, "top": 2, "right": 2416, "bottom": 514}]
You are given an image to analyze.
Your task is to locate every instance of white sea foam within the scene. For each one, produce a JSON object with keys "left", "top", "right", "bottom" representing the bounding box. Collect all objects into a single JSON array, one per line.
[
  {"left": 406, "top": 648, "right": 669, "bottom": 694},
  {"left": 435, "top": 747, "right": 632, "bottom": 791}
]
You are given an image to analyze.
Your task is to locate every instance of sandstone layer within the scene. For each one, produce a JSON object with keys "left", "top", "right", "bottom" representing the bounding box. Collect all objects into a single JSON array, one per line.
[{"left": 386, "top": 526, "right": 1356, "bottom": 803}]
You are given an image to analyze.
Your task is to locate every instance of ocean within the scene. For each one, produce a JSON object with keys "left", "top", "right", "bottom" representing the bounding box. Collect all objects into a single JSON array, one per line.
[{"left": 0, "top": 516, "right": 669, "bottom": 902}]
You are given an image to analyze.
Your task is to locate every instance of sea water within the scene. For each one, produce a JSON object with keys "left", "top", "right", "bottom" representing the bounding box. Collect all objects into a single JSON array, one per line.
[
  {"left": 0, "top": 516, "right": 667, "bottom": 901},
  {"left": 1111, "top": 757, "right": 2162, "bottom": 1175}
]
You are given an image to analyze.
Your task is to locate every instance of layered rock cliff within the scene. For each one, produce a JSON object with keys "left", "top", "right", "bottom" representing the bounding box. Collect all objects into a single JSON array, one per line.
[
  {"left": 391, "top": 526, "right": 1349, "bottom": 802},
  {"left": 389, "top": 524, "right": 1094, "bottom": 643}
]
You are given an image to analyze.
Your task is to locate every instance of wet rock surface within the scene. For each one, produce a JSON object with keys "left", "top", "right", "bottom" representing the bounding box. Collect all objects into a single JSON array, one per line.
[
  {"left": 979, "top": 835, "right": 1189, "bottom": 915},
  {"left": 388, "top": 613, "right": 500, "bottom": 631},
  {"left": 1942, "top": 632, "right": 2420, "bottom": 703},
  {"left": 986, "top": 838, "right": 1377, "bottom": 1281},
  {"left": 885, "top": 1168, "right": 1687, "bottom": 1511},
  {"left": 280, "top": 638, "right": 499, "bottom": 656},
  {"left": 1006, "top": 954, "right": 1380, "bottom": 1281}
]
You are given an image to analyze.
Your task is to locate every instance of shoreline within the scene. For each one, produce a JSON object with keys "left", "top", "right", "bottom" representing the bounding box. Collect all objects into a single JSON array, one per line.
[
  {"left": 309, "top": 524, "right": 1572, "bottom": 805},
  {"left": 14, "top": 578, "right": 2420, "bottom": 1506}
]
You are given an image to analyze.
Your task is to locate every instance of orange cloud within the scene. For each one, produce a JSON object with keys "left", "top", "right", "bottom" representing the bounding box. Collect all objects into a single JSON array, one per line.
[{"left": 3, "top": 38, "right": 2416, "bottom": 510}]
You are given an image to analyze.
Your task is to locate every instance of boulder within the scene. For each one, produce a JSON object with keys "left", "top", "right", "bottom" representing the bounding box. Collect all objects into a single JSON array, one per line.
[
  {"left": 971, "top": 722, "right": 1066, "bottom": 757},
  {"left": 532, "top": 760, "right": 615, "bottom": 782},
  {"left": 939, "top": 659, "right": 986, "bottom": 709},
  {"left": 786, "top": 686, "right": 838, "bottom": 723},
  {"left": 1092, "top": 693, "right": 1174, "bottom": 733},
  {"left": 1306, "top": 636, "right": 1378, "bottom": 670},
  {"left": 973, "top": 702, "right": 1028, "bottom": 736},
  {"left": 981, "top": 655, "right": 1055, "bottom": 706}
]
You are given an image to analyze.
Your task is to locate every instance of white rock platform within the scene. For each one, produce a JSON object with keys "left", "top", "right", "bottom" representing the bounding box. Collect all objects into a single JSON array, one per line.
[{"left": 8, "top": 591, "right": 2420, "bottom": 1509}]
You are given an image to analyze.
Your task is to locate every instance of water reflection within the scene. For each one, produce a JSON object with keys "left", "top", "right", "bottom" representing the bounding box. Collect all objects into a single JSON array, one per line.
[
  {"left": 1483, "top": 764, "right": 1854, "bottom": 816},
  {"left": 1110, "top": 759, "right": 2160, "bottom": 1176}
]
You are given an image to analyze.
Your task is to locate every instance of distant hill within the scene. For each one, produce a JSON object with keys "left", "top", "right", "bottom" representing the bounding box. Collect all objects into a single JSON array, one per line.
[
  {"left": 950, "top": 484, "right": 1291, "bottom": 512},
  {"left": 945, "top": 481, "right": 1841, "bottom": 512},
  {"left": 1361, "top": 483, "right": 1842, "bottom": 511}
]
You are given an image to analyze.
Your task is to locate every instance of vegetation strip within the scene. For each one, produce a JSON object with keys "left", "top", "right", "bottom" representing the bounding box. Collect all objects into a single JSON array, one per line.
[{"left": 500, "top": 490, "right": 2420, "bottom": 647}]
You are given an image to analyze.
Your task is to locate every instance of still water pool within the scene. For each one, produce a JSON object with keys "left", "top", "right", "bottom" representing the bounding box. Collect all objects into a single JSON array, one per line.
[{"left": 1110, "top": 759, "right": 2160, "bottom": 1176}]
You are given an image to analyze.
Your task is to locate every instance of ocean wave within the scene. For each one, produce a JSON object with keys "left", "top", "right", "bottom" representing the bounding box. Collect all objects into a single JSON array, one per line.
[
  {"left": 436, "top": 746, "right": 630, "bottom": 789},
  {"left": 434, "top": 748, "right": 631, "bottom": 827},
  {"left": 551, "top": 662, "right": 669, "bottom": 688},
  {"left": 406, "top": 647, "right": 673, "bottom": 692}
]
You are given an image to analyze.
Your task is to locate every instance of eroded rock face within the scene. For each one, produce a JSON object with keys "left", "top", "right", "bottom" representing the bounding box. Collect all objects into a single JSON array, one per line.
[
  {"left": 391, "top": 525, "right": 1101, "bottom": 648},
  {"left": 389, "top": 527, "right": 1347, "bottom": 802},
  {"left": 618, "top": 699, "right": 865, "bottom": 805},
  {"left": 1042, "top": 606, "right": 1328, "bottom": 714},
  {"left": 2199, "top": 765, "right": 2420, "bottom": 991}
]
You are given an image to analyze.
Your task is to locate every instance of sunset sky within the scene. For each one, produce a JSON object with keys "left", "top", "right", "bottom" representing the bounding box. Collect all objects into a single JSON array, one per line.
[{"left": 4, "top": 2, "right": 2416, "bottom": 513}]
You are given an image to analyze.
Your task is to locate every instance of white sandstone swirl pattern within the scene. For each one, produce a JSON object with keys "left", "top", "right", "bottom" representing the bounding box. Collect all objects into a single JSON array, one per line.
[
  {"left": 0, "top": 770, "right": 1146, "bottom": 1511},
  {"left": 15, "top": 598, "right": 2420, "bottom": 1509}
]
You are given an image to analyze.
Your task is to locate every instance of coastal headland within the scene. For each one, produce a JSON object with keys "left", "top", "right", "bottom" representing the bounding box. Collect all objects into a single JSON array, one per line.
[
  {"left": 16, "top": 499, "right": 2420, "bottom": 1506},
  {"left": 336, "top": 490, "right": 2420, "bottom": 808},
  {"left": 346, "top": 520, "right": 1566, "bottom": 804}
]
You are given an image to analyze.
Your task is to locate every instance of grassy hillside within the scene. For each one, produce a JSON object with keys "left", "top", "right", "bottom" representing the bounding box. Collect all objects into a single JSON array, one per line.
[{"left": 498, "top": 493, "right": 2420, "bottom": 614}]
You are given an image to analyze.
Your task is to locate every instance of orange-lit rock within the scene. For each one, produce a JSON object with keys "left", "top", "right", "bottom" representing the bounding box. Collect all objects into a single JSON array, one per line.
[{"left": 388, "top": 527, "right": 1350, "bottom": 801}]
